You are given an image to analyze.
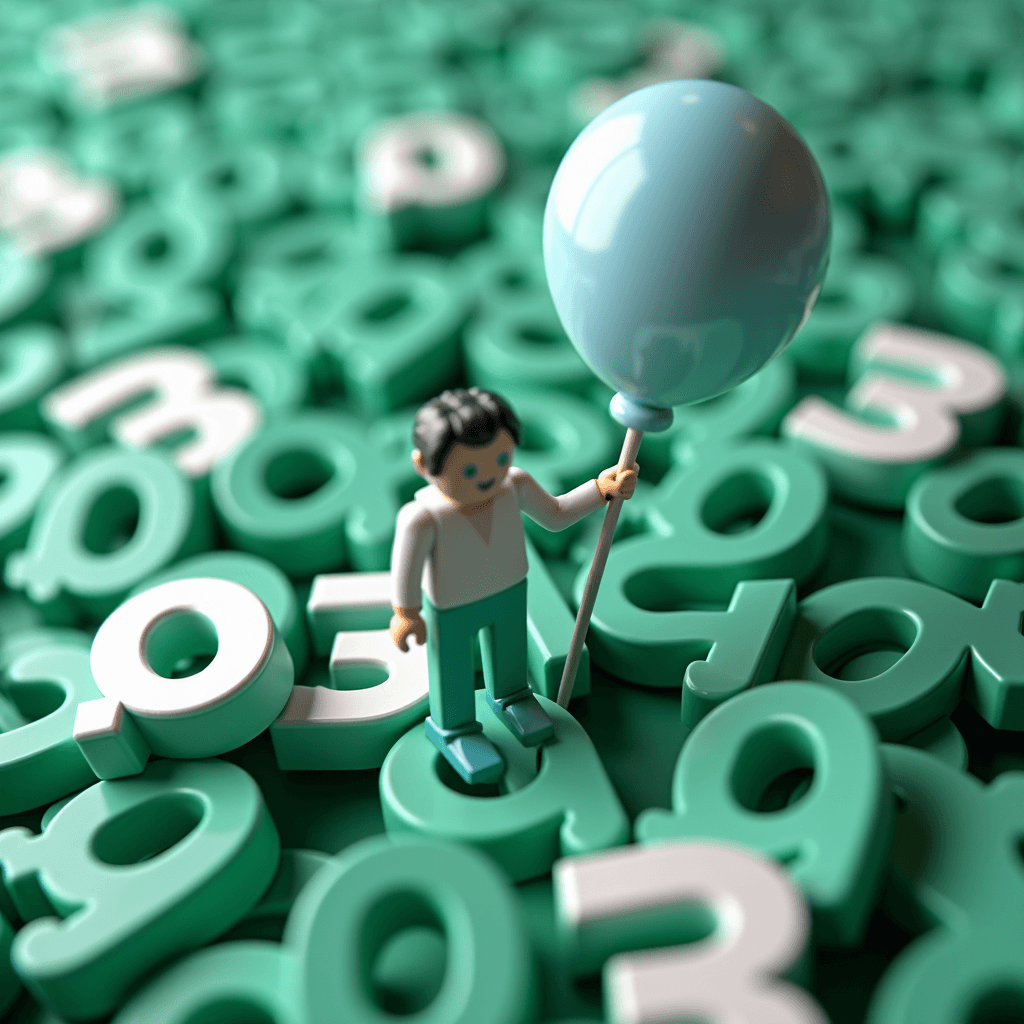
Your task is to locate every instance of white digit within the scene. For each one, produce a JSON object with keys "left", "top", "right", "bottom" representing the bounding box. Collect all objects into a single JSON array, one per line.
[
  {"left": 75, "top": 578, "right": 294, "bottom": 778},
  {"left": 271, "top": 572, "right": 429, "bottom": 770},
  {"left": 46, "top": 5, "right": 203, "bottom": 109},
  {"left": 574, "top": 20, "right": 726, "bottom": 121},
  {"left": 555, "top": 841, "right": 826, "bottom": 1024},
  {"left": 359, "top": 111, "right": 505, "bottom": 213},
  {"left": 306, "top": 570, "right": 392, "bottom": 652},
  {"left": 783, "top": 322, "right": 1005, "bottom": 506},
  {"left": 43, "top": 347, "right": 261, "bottom": 478},
  {"left": 0, "top": 150, "right": 117, "bottom": 255}
]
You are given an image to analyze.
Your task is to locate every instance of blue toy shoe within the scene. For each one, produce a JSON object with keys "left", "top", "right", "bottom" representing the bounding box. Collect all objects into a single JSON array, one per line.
[
  {"left": 486, "top": 686, "right": 554, "bottom": 747},
  {"left": 424, "top": 716, "right": 505, "bottom": 786}
]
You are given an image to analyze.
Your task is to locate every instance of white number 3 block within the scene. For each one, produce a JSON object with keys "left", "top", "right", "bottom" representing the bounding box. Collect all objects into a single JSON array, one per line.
[{"left": 555, "top": 841, "right": 827, "bottom": 1024}]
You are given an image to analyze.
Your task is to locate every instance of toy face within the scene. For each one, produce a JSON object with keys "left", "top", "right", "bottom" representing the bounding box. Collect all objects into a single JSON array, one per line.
[{"left": 418, "top": 429, "right": 516, "bottom": 508}]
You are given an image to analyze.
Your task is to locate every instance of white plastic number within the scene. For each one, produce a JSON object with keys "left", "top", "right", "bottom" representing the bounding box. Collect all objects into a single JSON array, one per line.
[
  {"left": 783, "top": 322, "right": 1005, "bottom": 506},
  {"left": 44, "top": 347, "right": 261, "bottom": 478},
  {"left": 0, "top": 150, "right": 117, "bottom": 255},
  {"left": 574, "top": 20, "right": 726, "bottom": 120},
  {"left": 271, "top": 572, "right": 429, "bottom": 771},
  {"left": 46, "top": 5, "right": 203, "bottom": 109},
  {"left": 74, "top": 577, "right": 294, "bottom": 778},
  {"left": 555, "top": 841, "right": 826, "bottom": 1024},
  {"left": 359, "top": 112, "right": 505, "bottom": 213}
]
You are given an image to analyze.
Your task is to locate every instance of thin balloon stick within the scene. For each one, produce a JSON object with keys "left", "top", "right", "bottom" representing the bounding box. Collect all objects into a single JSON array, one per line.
[{"left": 557, "top": 426, "right": 643, "bottom": 708}]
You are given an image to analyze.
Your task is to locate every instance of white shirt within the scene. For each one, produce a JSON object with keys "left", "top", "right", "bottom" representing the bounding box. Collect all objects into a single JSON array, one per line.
[{"left": 391, "top": 466, "right": 605, "bottom": 610}]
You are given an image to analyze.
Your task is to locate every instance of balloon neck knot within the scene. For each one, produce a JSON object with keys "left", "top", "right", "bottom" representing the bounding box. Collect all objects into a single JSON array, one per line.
[{"left": 610, "top": 393, "right": 673, "bottom": 433}]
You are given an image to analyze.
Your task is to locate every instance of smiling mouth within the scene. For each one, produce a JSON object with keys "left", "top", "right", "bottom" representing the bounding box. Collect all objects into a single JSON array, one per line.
[{"left": 476, "top": 477, "right": 496, "bottom": 491}]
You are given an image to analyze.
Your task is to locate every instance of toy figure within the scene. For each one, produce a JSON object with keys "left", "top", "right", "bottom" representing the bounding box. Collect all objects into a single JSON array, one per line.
[{"left": 390, "top": 387, "right": 637, "bottom": 785}]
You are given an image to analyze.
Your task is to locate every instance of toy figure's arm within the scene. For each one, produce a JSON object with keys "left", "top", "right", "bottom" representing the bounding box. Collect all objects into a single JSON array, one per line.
[
  {"left": 512, "top": 465, "right": 636, "bottom": 531},
  {"left": 390, "top": 503, "right": 435, "bottom": 650}
]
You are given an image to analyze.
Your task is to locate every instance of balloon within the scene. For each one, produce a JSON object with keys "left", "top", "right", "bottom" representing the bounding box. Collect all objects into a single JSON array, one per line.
[{"left": 543, "top": 79, "right": 830, "bottom": 431}]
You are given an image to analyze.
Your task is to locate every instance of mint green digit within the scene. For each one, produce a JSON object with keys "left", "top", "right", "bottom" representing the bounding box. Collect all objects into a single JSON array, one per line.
[
  {"left": 587, "top": 437, "right": 825, "bottom": 726},
  {"left": 224, "top": 848, "right": 331, "bottom": 944},
  {"left": 780, "top": 576, "right": 1024, "bottom": 736},
  {"left": 965, "top": 579, "right": 1024, "bottom": 729},
  {"left": 867, "top": 745, "right": 1024, "bottom": 1023},
  {"left": 131, "top": 549, "right": 308, "bottom": 678},
  {"left": 0, "top": 324, "right": 66, "bottom": 429},
  {"left": 904, "top": 448, "right": 1024, "bottom": 601},
  {"left": 284, "top": 835, "right": 536, "bottom": 1024},
  {"left": 464, "top": 292, "right": 592, "bottom": 397},
  {"left": 0, "top": 241, "right": 50, "bottom": 328},
  {"left": 637, "top": 682, "right": 892, "bottom": 947},
  {"left": 318, "top": 257, "right": 468, "bottom": 415},
  {"left": 112, "top": 942, "right": 298, "bottom": 1024},
  {"left": 380, "top": 691, "right": 627, "bottom": 882},
  {"left": 113, "top": 850, "right": 331, "bottom": 1024},
  {"left": 201, "top": 336, "right": 309, "bottom": 416},
  {"left": 0, "top": 758, "right": 280, "bottom": 1021},
  {"left": 780, "top": 577, "right": 968, "bottom": 739},
  {"left": 211, "top": 410, "right": 396, "bottom": 576},
  {"left": 0, "top": 643, "right": 101, "bottom": 815},
  {"left": 0, "top": 910, "right": 21, "bottom": 1016},
  {"left": 69, "top": 283, "right": 227, "bottom": 368},
  {"left": 0, "top": 434, "right": 63, "bottom": 559},
  {"left": 902, "top": 717, "right": 968, "bottom": 771},
  {"left": 5, "top": 447, "right": 208, "bottom": 622},
  {"left": 84, "top": 202, "right": 232, "bottom": 294}
]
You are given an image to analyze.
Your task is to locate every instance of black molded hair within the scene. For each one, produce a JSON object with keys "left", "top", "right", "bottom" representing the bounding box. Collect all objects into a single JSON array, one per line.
[{"left": 414, "top": 388, "right": 521, "bottom": 475}]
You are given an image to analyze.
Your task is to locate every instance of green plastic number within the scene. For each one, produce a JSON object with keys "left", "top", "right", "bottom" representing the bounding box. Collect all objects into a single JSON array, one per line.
[
  {"left": 868, "top": 745, "right": 1024, "bottom": 1023},
  {"left": 587, "top": 436, "right": 827, "bottom": 727},
  {"left": 0, "top": 758, "right": 279, "bottom": 1020},
  {"left": 201, "top": 336, "right": 309, "bottom": 417},
  {"left": 0, "top": 910, "right": 21, "bottom": 1016},
  {"left": 0, "top": 643, "right": 101, "bottom": 815},
  {"left": 780, "top": 576, "right": 1024, "bottom": 735},
  {"left": 284, "top": 836, "right": 536, "bottom": 1024},
  {"left": 84, "top": 202, "right": 232, "bottom": 295},
  {"left": 380, "top": 691, "right": 627, "bottom": 882},
  {"left": 6, "top": 446, "right": 209, "bottom": 623},
  {"left": 464, "top": 292, "right": 592, "bottom": 398},
  {"left": 113, "top": 835, "right": 533, "bottom": 1024},
  {"left": 67, "top": 281, "right": 227, "bottom": 369},
  {"left": 0, "top": 324, "right": 66, "bottom": 429},
  {"left": 318, "top": 257, "right": 468, "bottom": 415},
  {"left": 211, "top": 410, "right": 397, "bottom": 576},
  {"left": 112, "top": 941, "right": 298, "bottom": 1024},
  {"left": 904, "top": 447, "right": 1024, "bottom": 601},
  {"left": 637, "top": 682, "right": 892, "bottom": 946},
  {"left": 0, "top": 434, "right": 63, "bottom": 560}
]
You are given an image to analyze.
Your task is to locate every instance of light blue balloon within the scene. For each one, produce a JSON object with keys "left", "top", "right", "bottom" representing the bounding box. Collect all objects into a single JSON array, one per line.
[{"left": 543, "top": 80, "right": 830, "bottom": 431}]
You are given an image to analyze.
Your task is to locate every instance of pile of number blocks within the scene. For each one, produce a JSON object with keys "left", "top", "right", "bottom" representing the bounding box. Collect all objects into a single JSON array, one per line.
[{"left": 1, "top": 0, "right": 1024, "bottom": 1021}]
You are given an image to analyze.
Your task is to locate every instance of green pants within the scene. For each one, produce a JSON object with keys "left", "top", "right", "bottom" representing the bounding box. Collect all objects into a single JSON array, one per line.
[{"left": 423, "top": 579, "right": 528, "bottom": 732}]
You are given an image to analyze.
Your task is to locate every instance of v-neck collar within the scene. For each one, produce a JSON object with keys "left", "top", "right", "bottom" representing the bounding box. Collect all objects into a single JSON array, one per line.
[{"left": 461, "top": 501, "right": 494, "bottom": 544}]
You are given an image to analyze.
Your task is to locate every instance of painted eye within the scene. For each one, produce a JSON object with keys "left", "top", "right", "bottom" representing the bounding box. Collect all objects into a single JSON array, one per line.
[
  {"left": 497, "top": 452, "right": 509, "bottom": 467},
  {"left": 462, "top": 464, "right": 478, "bottom": 479}
]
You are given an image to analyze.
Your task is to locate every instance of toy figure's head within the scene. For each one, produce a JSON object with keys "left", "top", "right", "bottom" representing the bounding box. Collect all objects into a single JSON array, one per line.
[{"left": 413, "top": 388, "right": 521, "bottom": 507}]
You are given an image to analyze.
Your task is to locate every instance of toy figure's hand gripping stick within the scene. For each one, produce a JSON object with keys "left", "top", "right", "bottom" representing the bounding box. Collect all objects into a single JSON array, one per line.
[{"left": 543, "top": 79, "right": 831, "bottom": 706}]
